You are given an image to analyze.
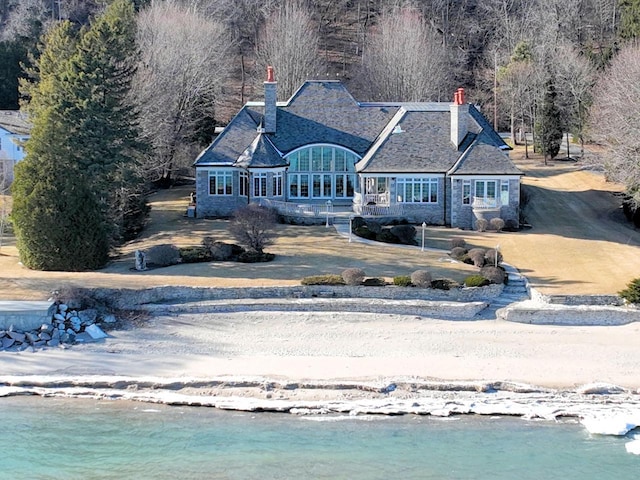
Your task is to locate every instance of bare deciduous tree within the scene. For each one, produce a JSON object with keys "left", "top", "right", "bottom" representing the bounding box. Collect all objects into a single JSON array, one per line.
[
  {"left": 132, "top": 0, "right": 235, "bottom": 184},
  {"left": 229, "top": 204, "right": 278, "bottom": 253},
  {"left": 254, "top": 0, "right": 325, "bottom": 101},
  {"left": 588, "top": 43, "right": 640, "bottom": 205},
  {"left": 0, "top": 152, "right": 10, "bottom": 252},
  {"left": 357, "top": 2, "right": 451, "bottom": 101},
  {"left": 551, "top": 42, "right": 595, "bottom": 157}
]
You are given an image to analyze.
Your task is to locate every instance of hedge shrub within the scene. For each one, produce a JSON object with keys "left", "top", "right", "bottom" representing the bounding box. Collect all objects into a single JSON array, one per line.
[
  {"left": 464, "top": 275, "right": 490, "bottom": 287},
  {"left": 342, "top": 268, "right": 366, "bottom": 285},
  {"left": 376, "top": 229, "right": 400, "bottom": 244},
  {"left": 237, "top": 251, "right": 275, "bottom": 263},
  {"left": 390, "top": 224, "right": 417, "bottom": 245},
  {"left": 179, "top": 246, "right": 212, "bottom": 263},
  {"left": 411, "top": 270, "right": 432, "bottom": 288},
  {"left": 363, "top": 277, "right": 386, "bottom": 286},
  {"left": 431, "top": 278, "right": 459, "bottom": 290},
  {"left": 393, "top": 275, "right": 413, "bottom": 287},
  {"left": 301, "top": 274, "right": 346, "bottom": 286},
  {"left": 354, "top": 226, "right": 377, "bottom": 240}
]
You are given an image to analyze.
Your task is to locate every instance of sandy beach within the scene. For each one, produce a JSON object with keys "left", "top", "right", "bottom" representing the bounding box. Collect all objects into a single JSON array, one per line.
[{"left": 2, "top": 309, "right": 640, "bottom": 423}]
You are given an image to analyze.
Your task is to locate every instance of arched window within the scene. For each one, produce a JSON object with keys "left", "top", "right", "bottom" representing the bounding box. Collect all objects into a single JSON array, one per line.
[{"left": 286, "top": 145, "right": 359, "bottom": 199}]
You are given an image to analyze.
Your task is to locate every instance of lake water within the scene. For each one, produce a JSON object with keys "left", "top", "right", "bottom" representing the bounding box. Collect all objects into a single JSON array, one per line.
[{"left": 1, "top": 396, "right": 638, "bottom": 479}]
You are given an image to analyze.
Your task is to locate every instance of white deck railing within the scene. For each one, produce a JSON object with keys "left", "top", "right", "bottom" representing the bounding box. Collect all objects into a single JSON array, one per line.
[
  {"left": 259, "top": 199, "right": 333, "bottom": 216},
  {"left": 472, "top": 197, "right": 501, "bottom": 210},
  {"left": 363, "top": 193, "right": 390, "bottom": 205},
  {"left": 354, "top": 203, "right": 405, "bottom": 217}
]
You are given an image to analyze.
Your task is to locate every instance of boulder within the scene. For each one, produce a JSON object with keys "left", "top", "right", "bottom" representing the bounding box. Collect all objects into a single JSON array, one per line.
[
  {"left": 78, "top": 309, "right": 98, "bottom": 325},
  {"left": 2, "top": 337, "right": 15, "bottom": 349},
  {"left": 8, "top": 331, "right": 26, "bottom": 343},
  {"left": 47, "top": 338, "right": 60, "bottom": 348},
  {"left": 74, "top": 332, "right": 95, "bottom": 343},
  {"left": 39, "top": 332, "right": 51, "bottom": 341},
  {"left": 85, "top": 324, "right": 108, "bottom": 340},
  {"left": 101, "top": 314, "right": 117, "bottom": 324},
  {"left": 58, "top": 304, "right": 68, "bottom": 313},
  {"left": 25, "top": 332, "right": 39, "bottom": 344}
]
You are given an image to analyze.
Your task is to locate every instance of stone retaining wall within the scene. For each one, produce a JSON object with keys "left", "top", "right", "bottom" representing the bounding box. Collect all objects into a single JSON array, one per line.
[
  {"left": 531, "top": 289, "right": 623, "bottom": 306},
  {"left": 85, "top": 284, "right": 504, "bottom": 310},
  {"left": 497, "top": 304, "right": 640, "bottom": 326},
  {"left": 140, "top": 298, "right": 488, "bottom": 319}
]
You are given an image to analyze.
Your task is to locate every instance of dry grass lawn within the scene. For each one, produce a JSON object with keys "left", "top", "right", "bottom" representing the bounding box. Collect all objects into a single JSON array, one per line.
[{"left": 1, "top": 147, "right": 639, "bottom": 300}]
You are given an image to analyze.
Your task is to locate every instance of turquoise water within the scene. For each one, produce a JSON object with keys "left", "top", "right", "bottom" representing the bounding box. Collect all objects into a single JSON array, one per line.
[{"left": 0, "top": 396, "right": 637, "bottom": 479}]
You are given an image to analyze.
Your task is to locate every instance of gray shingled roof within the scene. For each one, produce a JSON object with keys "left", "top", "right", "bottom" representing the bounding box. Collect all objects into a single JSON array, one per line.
[
  {"left": 357, "top": 110, "right": 460, "bottom": 173},
  {"left": 0, "top": 111, "right": 31, "bottom": 135},
  {"left": 448, "top": 133, "right": 523, "bottom": 176},
  {"left": 234, "top": 134, "right": 285, "bottom": 168},
  {"left": 194, "top": 81, "right": 518, "bottom": 178},
  {"left": 194, "top": 107, "right": 262, "bottom": 166},
  {"left": 269, "top": 81, "right": 398, "bottom": 155}
]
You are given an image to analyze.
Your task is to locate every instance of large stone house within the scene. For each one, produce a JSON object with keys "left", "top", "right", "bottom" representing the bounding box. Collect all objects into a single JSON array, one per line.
[
  {"left": 0, "top": 111, "right": 30, "bottom": 184},
  {"left": 194, "top": 68, "right": 522, "bottom": 229}
]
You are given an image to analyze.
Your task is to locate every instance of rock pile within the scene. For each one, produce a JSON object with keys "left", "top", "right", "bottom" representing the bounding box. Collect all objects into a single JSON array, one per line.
[{"left": 0, "top": 303, "right": 111, "bottom": 351}]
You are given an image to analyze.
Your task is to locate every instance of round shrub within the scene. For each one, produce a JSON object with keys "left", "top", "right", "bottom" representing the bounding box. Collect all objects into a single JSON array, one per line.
[
  {"left": 342, "top": 268, "right": 366, "bottom": 286},
  {"left": 376, "top": 229, "right": 400, "bottom": 244},
  {"left": 490, "top": 217, "right": 505, "bottom": 232},
  {"left": 450, "top": 246, "right": 467, "bottom": 260},
  {"left": 467, "top": 248, "right": 487, "bottom": 267},
  {"left": 479, "top": 266, "right": 506, "bottom": 284},
  {"left": 390, "top": 224, "right": 417, "bottom": 245},
  {"left": 619, "top": 278, "right": 640, "bottom": 304},
  {"left": 144, "top": 244, "right": 181, "bottom": 267},
  {"left": 484, "top": 248, "right": 503, "bottom": 266},
  {"left": 363, "top": 277, "right": 386, "bottom": 286},
  {"left": 450, "top": 237, "right": 466, "bottom": 249},
  {"left": 411, "top": 270, "right": 432, "bottom": 288},
  {"left": 393, "top": 275, "right": 412, "bottom": 287},
  {"left": 431, "top": 278, "right": 460, "bottom": 290},
  {"left": 475, "top": 218, "right": 489, "bottom": 232},
  {"left": 464, "top": 275, "right": 490, "bottom": 287}
]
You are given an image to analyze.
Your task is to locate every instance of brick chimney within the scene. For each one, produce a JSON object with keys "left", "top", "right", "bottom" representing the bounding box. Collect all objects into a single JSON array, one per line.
[
  {"left": 450, "top": 87, "right": 468, "bottom": 148},
  {"left": 264, "top": 66, "right": 277, "bottom": 133}
]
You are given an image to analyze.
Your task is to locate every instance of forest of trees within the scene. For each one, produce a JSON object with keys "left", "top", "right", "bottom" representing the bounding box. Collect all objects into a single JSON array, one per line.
[{"left": 2, "top": 0, "right": 640, "bottom": 269}]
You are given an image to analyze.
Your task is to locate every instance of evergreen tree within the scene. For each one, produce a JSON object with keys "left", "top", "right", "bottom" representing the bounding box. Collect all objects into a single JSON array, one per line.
[
  {"left": 12, "top": 0, "right": 145, "bottom": 271},
  {"left": 534, "top": 75, "right": 563, "bottom": 165},
  {"left": 620, "top": 0, "right": 640, "bottom": 41}
]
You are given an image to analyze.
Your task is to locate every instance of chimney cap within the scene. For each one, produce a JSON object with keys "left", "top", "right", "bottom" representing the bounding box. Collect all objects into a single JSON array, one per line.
[
  {"left": 454, "top": 87, "right": 465, "bottom": 105},
  {"left": 266, "top": 66, "right": 275, "bottom": 83}
]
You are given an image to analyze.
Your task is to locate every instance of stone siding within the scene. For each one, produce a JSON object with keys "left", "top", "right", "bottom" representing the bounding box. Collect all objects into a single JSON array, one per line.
[{"left": 196, "top": 169, "right": 248, "bottom": 218}]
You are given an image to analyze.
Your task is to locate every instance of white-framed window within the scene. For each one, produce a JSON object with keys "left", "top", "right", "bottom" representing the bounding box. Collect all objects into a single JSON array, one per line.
[
  {"left": 462, "top": 180, "right": 471, "bottom": 205},
  {"left": 273, "top": 172, "right": 283, "bottom": 197},
  {"left": 239, "top": 171, "right": 248, "bottom": 197},
  {"left": 501, "top": 180, "right": 510, "bottom": 206},
  {"left": 253, "top": 172, "right": 268, "bottom": 197},
  {"left": 287, "top": 145, "right": 359, "bottom": 199},
  {"left": 208, "top": 171, "right": 233, "bottom": 196},
  {"left": 475, "top": 180, "right": 497, "bottom": 206},
  {"left": 396, "top": 177, "right": 438, "bottom": 203}
]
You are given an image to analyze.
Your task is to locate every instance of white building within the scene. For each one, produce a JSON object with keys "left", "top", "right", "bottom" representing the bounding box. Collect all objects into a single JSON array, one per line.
[{"left": 0, "top": 111, "right": 30, "bottom": 184}]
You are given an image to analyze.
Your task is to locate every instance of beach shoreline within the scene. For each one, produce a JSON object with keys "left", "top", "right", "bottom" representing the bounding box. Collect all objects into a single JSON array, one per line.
[{"left": 0, "top": 309, "right": 639, "bottom": 430}]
